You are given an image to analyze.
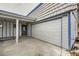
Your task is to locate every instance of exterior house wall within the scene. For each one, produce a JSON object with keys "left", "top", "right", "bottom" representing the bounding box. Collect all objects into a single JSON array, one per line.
[
  {"left": 32, "top": 11, "right": 77, "bottom": 49},
  {"left": 28, "top": 3, "right": 77, "bottom": 21},
  {"left": 71, "top": 10, "right": 78, "bottom": 47},
  {"left": 0, "top": 3, "right": 77, "bottom": 50},
  {"left": 30, "top": 4, "right": 78, "bottom": 49}
]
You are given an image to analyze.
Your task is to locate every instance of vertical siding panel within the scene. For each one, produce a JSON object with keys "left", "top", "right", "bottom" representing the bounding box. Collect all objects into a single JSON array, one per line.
[
  {"left": 10, "top": 22, "right": 13, "bottom": 37},
  {"left": 20, "top": 23, "right": 22, "bottom": 36},
  {"left": 71, "top": 10, "right": 78, "bottom": 47},
  {"left": 6, "top": 21, "right": 7, "bottom": 38},
  {"left": 3, "top": 21, "right": 6, "bottom": 37},
  {"left": 14, "top": 23, "right": 16, "bottom": 36},
  {"left": 7, "top": 22, "right": 9, "bottom": 37},
  {"left": 0, "top": 21, "right": 2, "bottom": 38}
]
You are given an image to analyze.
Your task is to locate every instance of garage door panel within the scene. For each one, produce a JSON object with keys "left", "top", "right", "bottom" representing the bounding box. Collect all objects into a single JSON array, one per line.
[
  {"left": 62, "top": 16, "right": 68, "bottom": 49},
  {"left": 32, "top": 15, "right": 69, "bottom": 49},
  {"left": 32, "top": 18, "right": 61, "bottom": 46}
]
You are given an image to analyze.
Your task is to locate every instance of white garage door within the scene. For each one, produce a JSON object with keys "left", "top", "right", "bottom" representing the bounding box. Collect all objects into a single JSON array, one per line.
[
  {"left": 32, "top": 15, "right": 69, "bottom": 49},
  {"left": 32, "top": 18, "right": 62, "bottom": 46},
  {"left": 62, "top": 16, "right": 68, "bottom": 49}
]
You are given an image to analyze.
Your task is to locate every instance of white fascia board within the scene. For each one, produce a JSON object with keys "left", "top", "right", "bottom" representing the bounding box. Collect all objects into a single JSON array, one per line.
[
  {"left": 0, "top": 10, "right": 35, "bottom": 22},
  {"left": 0, "top": 14, "right": 35, "bottom": 22}
]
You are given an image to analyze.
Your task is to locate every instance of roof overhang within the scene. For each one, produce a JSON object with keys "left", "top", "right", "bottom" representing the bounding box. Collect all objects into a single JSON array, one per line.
[
  {"left": 0, "top": 10, "right": 35, "bottom": 22},
  {"left": 26, "top": 3, "right": 43, "bottom": 16}
]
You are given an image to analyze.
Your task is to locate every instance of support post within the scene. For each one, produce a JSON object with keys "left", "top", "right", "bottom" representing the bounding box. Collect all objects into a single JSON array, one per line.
[
  {"left": 16, "top": 19, "right": 19, "bottom": 44},
  {"left": 27, "top": 23, "right": 32, "bottom": 37}
]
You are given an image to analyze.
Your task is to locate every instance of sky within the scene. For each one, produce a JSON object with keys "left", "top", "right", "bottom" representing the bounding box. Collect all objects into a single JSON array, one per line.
[{"left": 0, "top": 3, "right": 39, "bottom": 16}]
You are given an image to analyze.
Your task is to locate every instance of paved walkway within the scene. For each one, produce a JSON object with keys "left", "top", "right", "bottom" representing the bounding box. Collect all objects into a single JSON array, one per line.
[{"left": 0, "top": 37, "right": 70, "bottom": 56}]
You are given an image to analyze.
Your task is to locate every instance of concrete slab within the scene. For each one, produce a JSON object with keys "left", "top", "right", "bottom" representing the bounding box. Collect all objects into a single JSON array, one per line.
[{"left": 0, "top": 37, "right": 70, "bottom": 56}]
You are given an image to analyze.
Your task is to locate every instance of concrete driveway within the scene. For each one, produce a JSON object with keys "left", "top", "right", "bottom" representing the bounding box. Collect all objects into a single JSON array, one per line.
[{"left": 0, "top": 37, "right": 70, "bottom": 56}]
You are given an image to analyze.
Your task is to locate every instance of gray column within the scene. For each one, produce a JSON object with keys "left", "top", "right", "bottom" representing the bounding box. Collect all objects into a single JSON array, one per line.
[
  {"left": 27, "top": 23, "right": 32, "bottom": 36},
  {"left": 16, "top": 19, "right": 19, "bottom": 44}
]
